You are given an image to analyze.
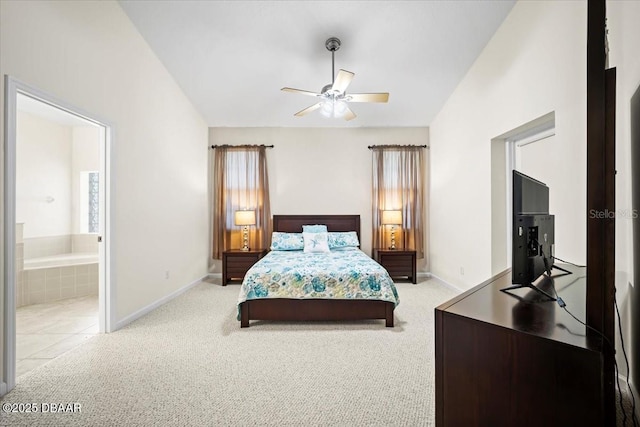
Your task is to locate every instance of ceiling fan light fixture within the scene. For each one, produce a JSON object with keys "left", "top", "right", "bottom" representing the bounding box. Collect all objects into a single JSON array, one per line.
[
  {"left": 320, "top": 100, "right": 334, "bottom": 118},
  {"left": 320, "top": 98, "right": 348, "bottom": 118},
  {"left": 282, "top": 37, "right": 389, "bottom": 120},
  {"left": 334, "top": 100, "right": 348, "bottom": 116}
]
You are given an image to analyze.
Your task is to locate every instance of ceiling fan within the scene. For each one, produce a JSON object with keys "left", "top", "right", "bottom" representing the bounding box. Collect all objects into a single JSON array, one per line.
[{"left": 281, "top": 37, "right": 389, "bottom": 121}]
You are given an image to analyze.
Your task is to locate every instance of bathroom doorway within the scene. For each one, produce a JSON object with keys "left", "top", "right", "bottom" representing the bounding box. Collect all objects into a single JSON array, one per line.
[{"left": 3, "top": 77, "right": 113, "bottom": 394}]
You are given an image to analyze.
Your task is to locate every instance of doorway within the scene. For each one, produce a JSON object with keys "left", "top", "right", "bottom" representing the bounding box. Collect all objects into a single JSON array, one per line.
[
  {"left": 3, "top": 77, "right": 113, "bottom": 395},
  {"left": 490, "top": 112, "right": 555, "bottom": 275}
]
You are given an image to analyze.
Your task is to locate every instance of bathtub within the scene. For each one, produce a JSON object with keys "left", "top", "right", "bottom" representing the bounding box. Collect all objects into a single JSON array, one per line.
[
  {"left": 19, "top": 252, "right": 100, "bottom": 307},
  {"left": 23, "top": 252, "right": 99, "bottom": 270}
]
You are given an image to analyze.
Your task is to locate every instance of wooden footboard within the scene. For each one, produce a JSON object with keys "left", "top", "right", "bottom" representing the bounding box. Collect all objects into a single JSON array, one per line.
[{"left": 240, "top": 299, "right": 394, "bottom": 328}]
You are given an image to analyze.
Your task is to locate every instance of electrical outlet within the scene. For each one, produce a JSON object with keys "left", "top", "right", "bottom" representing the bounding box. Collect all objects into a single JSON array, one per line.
[
  {"left": 165, "top": 270, "right": 170, "bottom": 279},
  {"left": 460, "top": 267, "right": 465, "bottom": 276}
]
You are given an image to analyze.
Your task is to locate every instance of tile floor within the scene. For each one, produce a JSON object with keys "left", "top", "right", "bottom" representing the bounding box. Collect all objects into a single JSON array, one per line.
[{"left": 16, "top": 295, "right": 98, "bottom": 378}]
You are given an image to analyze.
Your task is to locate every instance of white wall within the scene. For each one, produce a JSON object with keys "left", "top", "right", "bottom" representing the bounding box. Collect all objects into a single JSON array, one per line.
[
  {"left": 608, "top": 0, "right": 640, "bottom": 387},
  {"left": 429, "top": 0, "right": 587, "bottom": 289},
  {"left": 429, "top": 0, "right": 640, "bottom": 380},
  {"left": 209, "top": 127, "right": 430, "bottom": 271},
  {"left": 16, "top": 111, "right": 73, "bottom": 238},
  {"left": 16, "top": 111, "right": 101, "bottom": 239},
  {"left": 609, "top": 0, "right": 640, "bottom": 300},
  {"left": 0, "top": 0, "right": 209, "bottom": 332}
]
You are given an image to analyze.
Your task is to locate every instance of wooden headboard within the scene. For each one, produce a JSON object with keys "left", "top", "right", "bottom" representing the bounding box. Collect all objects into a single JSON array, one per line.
[{"left": 272, "top": 215, "right": 361, "bottom": 240}]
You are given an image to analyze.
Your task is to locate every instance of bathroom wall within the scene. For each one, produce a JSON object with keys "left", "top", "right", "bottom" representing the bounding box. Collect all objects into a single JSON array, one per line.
[
  {"left": 16, "top": 111, "right": 72, "bottom": 239},
  {"left": 15, "top": 108, "right": 101, "bottom": 307},
  {"left": 17, "top": 108, "right": 101, "bottom": 258}
]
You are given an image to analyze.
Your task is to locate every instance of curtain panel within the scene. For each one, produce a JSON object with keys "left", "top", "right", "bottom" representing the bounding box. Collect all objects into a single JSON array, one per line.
[
  {"left": 372, "top": 145, "right": 427, "bottom": 260},
  {"left": 211, "top": 145, "right": 271, "bottom": 259}
]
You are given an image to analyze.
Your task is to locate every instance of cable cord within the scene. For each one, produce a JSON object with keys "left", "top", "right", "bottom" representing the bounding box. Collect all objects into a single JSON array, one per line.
[
  {"left": 550, "top": 254, "right": 636, "bottom": 422},
  {"left": 614, "top": 292, "right": 639, "bottom": 427},
  {"left": 561, "top": 303, "right": 615, "bottom": 349},
  {"left": 551, "top": 278, "right": 638, "bottom": 425},
  {"left": 539, "top": 250, "right": 634, "bottom": 423},
  {"left": 559, "top": 303, "right": 626, "bottom": 423},
  {"left": 552, "top": 256, "right": 586, "bottom": 268}
]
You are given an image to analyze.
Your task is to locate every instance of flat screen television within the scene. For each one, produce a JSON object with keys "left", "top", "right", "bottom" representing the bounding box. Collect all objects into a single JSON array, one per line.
[{"left": 502, "top": 170, "right": 563, "bottom": 300}]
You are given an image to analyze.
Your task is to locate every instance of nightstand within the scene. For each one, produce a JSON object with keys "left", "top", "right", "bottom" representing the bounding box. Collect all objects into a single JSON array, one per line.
[
  {"left": 373, "top": 248, "right": 417, "bottom": 284},
  {"left": 222, "top": 249, "right": 267, "bottom": 285}
]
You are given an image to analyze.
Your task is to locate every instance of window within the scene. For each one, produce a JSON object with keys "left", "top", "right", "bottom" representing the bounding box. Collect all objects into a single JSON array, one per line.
[
  {"left": 371, "top": 146, "right": 426, "bottom": 258},
  {"left": 210, "top": 145, "right": 271, "bottom": 259},
  {"left": 80, "top": 171, "right": 99, "bottom": 233},
  {"left": 223, "top": 150, "right": 259, "bottom": 229}
]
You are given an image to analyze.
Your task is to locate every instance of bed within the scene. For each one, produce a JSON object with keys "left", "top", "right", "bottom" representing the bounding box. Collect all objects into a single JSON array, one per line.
[{"left": 237, "top": 215, "right": 399, "bottom": 328}]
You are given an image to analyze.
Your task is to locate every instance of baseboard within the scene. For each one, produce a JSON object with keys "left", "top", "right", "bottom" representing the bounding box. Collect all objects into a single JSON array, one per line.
[
  {"left": 115, "top": 275, "right": 207, "bottom": 331},
  {"left": 427, "top": 272, "right": 463, "bottom": 293},
  {"left": 618, "top": 372, "right": 633, "bottom": 389},
  {"left": 0, "top": 381, "right": 7, "bottom": 397}
]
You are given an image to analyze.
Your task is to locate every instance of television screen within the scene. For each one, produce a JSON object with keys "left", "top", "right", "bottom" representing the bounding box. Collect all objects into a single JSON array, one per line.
[{"left": 513, "top": 170, "right": 549, "bottom": 216}]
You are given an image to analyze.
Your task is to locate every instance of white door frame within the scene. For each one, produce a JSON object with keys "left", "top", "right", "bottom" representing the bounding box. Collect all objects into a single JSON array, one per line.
[
  {"left": 505, "top": 126, "right": 556, "bottom": 268},
  {"left": 2, "top": 75, "right": 115, "bottom": 395}
]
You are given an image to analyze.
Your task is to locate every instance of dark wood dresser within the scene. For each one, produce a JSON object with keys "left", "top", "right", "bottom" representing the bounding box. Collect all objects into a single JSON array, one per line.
[{"left": 435, "top": 265, "right": 606, "bottom": 426}]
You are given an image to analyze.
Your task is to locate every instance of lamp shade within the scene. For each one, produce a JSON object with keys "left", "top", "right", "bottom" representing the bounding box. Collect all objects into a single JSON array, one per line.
[
  {"left": 234, "top": 210, "right": 256, "bottom": 226},
  {"left": 381, "top": 210, "right": 402, "bottom": 225}
]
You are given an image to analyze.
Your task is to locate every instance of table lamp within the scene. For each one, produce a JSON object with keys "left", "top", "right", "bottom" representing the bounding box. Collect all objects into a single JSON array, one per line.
[
  {"left": 235, "top": 210, "right": 256, "bottom": 251},
  {"left": 381, "top": 210, "right": 402, "bottom": 250}
]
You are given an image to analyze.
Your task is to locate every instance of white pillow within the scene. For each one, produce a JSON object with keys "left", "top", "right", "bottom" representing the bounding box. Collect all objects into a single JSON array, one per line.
[
  {"left": 302, "top": 232, "right": 330, "bottom": 253},
  {"left": 302, "top": 224, "right": 328, "bottom": 233}
]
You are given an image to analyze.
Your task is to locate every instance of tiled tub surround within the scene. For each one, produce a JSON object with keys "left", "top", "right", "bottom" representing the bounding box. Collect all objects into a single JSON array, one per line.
[
  {"left": 22, "top": 261, "right": 99, "bottom": 307},
  {"left": 23, "top": 234, "right": 98, "bottom": 259},
  {"left": 17, "top": 233, "right": 99, "bottom": 307}
]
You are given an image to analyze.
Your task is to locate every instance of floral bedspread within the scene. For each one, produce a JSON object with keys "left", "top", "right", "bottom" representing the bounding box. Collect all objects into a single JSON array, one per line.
[{"left": 237, "top": 249, "right": 399, "bottom": 311}]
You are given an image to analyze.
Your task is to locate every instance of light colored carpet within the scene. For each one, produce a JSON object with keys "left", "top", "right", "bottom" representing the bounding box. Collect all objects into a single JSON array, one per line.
[{"left": 0, "top": 277, "right": 457, "bottom": 427}]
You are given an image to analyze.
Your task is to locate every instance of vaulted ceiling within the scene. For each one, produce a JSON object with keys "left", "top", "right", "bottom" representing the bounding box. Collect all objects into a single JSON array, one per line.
[{"left": 119, "top": 1, "right": 515, "bottom": 127}]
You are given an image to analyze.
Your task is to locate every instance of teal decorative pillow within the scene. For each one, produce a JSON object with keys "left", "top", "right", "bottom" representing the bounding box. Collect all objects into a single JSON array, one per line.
[
  {"left": 302, "top": 232, "right": 330, "bottom": 253},
  {"left": 328, "top": 231, "right": 360, "bottom": 249},
  {"left": 270, "top": 232, "right": 304, "bottom": 251},
  {"left": 302, "top": 224, "right": 328, "bottom": 233}
]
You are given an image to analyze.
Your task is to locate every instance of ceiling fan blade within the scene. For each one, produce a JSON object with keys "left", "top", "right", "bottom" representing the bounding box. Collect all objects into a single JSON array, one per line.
[
  {"left": 332, "top": 69, "right": 355, "bottom": 93},
  {"left": 348, "top": 93, "right": 389, "bottom": 103},
  {"left": 294, "top": 103, "right": 322, "bottom": 117},
  {"left": 282, "top": 87, "right": 320, "bottom": 97},
  {"left": 343, "top": 106, "right": 356, "bottom": 121}
]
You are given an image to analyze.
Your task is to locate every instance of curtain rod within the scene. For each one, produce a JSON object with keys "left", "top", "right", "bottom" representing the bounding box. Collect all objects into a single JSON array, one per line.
[
  {"left": 209, "top": 144, "right": 274, "bottom": 149},
  {"left": 367, "top": 144, "right": 429, "bottom": 149}
]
